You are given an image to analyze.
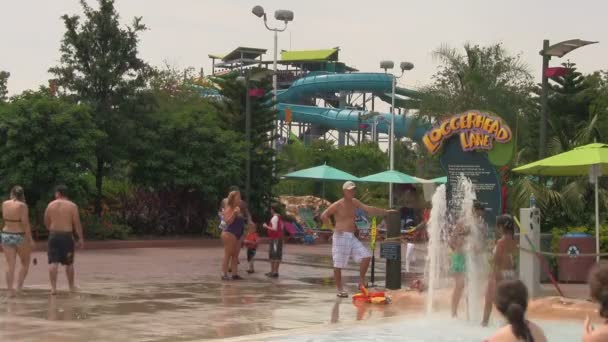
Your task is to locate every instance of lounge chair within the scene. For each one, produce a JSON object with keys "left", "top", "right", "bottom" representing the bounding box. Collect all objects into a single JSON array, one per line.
[{"left": 298, "top": 207, "right": 332, "bottom": 242}]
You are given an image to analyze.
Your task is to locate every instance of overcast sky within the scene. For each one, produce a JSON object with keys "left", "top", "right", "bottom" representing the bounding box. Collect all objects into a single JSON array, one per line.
[{"left": 2, "top": 0, "right": 606, "bottom": 95}]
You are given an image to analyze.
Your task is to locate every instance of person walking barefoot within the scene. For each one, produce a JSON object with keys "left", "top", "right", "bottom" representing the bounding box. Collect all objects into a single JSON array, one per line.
[
  {"left": 264, "top": 204, "right": 284, "bottom": 278},
  {"left": 44, "top": 185, "right": 84, "bottom": 295},
  {"left": 2, "top": 186, "right": 35, "bottom": 297},
  {"left": 220, "top": 191, "right": 246, "bottom": 280},
  {"left": 321, "top": 181, "right": 389, "bottom": 298}
]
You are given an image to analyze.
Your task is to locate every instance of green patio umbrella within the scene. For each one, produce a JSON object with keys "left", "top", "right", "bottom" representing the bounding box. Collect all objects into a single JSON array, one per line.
[
  {"left": 359, "top": 170, "right": 422, "bottom": 184},
  {"left": 283, "top": 163, "right": 358, "bottom": 199},
  {"left": 430, "top": 176, "right": 447, "bottom": 184},
  {"left": 283, "top": 163, "right": 359, "bottom": 181},
  {"left": 513, "top": 143, "right": 608, "bottom": 263}
]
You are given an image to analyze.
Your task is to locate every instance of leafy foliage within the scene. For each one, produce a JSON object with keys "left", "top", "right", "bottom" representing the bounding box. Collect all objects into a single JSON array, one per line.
[
  {"left": 81, "top": 213, "right": 132, "bottom": 240},
  {"left": 49, "top": 0, "right": 151, "bottom": 215},
  {"left": 0, "top": 91, "right": 101, "bottom": 206},
  {"left": 276, "top": 141, "right": 389, "bottom": 204},
  {"left": 420, "top": 43, "right": 535, "bottom": 127},
  {"left": 0, "top": 71, "right": 9, "bottom": 103},
  {"left": 214, "top": 72, "right": 277, "bottom": 221}
]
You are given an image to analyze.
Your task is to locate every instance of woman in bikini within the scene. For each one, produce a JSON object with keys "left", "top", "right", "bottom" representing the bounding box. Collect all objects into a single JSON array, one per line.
[
  {"left": 583, "top": 265, "right": 608, "bottom": 341},
  {"left": 1, "top": 186, "right": 35, "bottom": 297},
  {"left": 482, "top": 214, "right": 519, "bottom": 326},
  {"left": 220, "top": 190, "right": 246, "bottom": 281},
  {"left": 485, "top": 279, "right": 547, "bottom": 341}
]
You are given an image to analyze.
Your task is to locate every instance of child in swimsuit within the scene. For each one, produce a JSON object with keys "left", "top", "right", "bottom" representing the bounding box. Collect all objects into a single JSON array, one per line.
[
  {"left": 243, "top": 225, "right": 259, "bottom": 274},
  {"left": 482, "top": 214, "right": 518, "bottom": 326},
  {"left": 449, "top": 223, "right": 467, "bottom": 318}
]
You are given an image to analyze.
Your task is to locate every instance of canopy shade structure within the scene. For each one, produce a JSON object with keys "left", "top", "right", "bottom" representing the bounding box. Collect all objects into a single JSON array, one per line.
[
  {"left": 359, "top": 170, "right": 422, "bottom": 184},
  {"left": 512, "top": 143, "right": 608, "bottom": 176},
  {"left": 281, "top": 48, "right": 339, "bottom": 62},
  {"left": 283, "top": 164, "right": 359, "bottom": 181},
  {"left": 513, "top": 143, "right": 608, "bottom": 263}
]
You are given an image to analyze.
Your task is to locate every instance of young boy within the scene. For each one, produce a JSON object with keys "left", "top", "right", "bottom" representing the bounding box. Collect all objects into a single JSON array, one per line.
[
  {"left": 263, "top": 204, "right": 284, "bottom": 278},
  {"left": 243, "top": 224, "right": 259, "bottom": 274}
]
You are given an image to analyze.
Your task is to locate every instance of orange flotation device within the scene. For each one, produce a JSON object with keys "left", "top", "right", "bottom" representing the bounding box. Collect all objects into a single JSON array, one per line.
[{"left": 352, "top": 285, "right": 391, "bottom": 305}]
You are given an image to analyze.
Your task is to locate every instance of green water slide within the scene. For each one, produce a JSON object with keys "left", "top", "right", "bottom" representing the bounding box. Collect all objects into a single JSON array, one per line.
[{"left": 276, "top": 72, "right": 427, "bottom": 140}]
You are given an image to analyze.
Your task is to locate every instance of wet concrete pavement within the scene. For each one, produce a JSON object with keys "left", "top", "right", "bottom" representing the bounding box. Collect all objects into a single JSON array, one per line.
[{"left": 0, "top": 243, "right": 425, "bottom": 341}]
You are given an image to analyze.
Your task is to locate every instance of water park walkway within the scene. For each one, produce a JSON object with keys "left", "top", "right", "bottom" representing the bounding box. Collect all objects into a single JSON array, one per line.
[{"left": 0, "top": 241, "right": 591, "bottom": 341}]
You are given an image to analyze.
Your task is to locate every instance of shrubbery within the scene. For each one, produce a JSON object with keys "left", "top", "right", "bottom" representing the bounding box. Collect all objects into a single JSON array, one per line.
[{"left": 81, "top": 214, "right": 132, "bottom": 240}]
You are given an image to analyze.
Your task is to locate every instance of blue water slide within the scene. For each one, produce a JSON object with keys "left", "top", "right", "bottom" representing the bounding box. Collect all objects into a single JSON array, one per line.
[{"left": 276, "top": 72, "right": 427, "bottom": 140}]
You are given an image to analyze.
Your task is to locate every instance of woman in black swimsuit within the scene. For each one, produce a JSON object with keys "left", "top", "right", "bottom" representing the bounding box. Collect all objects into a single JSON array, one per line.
[
  {"left": 220, "top": 191, "right": 246, "bottom": 280},
  {"left": 1, "top": 186, "right": 35, "bottom": 297}
]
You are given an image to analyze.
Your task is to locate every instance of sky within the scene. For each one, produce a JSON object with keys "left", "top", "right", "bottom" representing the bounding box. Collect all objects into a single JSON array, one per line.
[{"left": 1, "top": 0, "right": 606, "bottom": 95}]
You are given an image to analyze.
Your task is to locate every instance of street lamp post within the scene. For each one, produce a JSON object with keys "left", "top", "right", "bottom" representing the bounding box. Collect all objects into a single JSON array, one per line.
[
  {"left": 538, "top": 39, "right": 598, "bottom": 158},
  {"left": 380, "top": 60, "right": 414, "bottom": 208},
  {"left": 236, "top": 74, "right": 252, "bottom": 204},
  {"left": 252, "top": 5, "right": 294, "bottom": 152}
]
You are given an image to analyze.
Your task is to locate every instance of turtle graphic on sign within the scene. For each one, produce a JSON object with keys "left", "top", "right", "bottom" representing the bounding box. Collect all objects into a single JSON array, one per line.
[{"left": 567, "top": 245, "right": 580, "bottom": 258}]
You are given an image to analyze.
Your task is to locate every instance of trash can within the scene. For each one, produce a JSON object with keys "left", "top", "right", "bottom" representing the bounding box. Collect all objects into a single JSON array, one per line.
[{"left": 557, "top": 233, "right": 596, "bottom": 283}]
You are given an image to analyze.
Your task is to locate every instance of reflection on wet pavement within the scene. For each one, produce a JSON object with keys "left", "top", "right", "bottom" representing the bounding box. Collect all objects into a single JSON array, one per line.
[{"left": 0, "top": 277, "right": 407, "bottom": 341}]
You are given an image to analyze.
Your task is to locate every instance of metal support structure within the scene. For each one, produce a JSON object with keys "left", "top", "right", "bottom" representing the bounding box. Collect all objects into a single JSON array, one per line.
[
  {"left": 389, "top": 75, "right": 396, "bottom": 208},
  {"left": 595, "top": 176, "right": 600, "bottom": 264},
  {"left": 272, "top": 30, "right": 279, "bottom": 151},
  {"left": 245, "top": 78, "right": 252, "bottom": 204},
  {"left": 385, "top": 211, "right": 401, "bottom": 289},
  {"left": 539, "top": 39, "right": 550, "bottom": 159},
  {"left": 252, "top": 5, "right": 292, "bottom": 173}
]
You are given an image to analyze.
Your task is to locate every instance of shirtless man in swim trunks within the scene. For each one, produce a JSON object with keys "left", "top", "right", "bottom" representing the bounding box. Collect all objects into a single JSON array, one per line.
[
  {"left": 321, "top": 181, "right": 390, "bottom": 297},
  {"left": 44, "top": 185, "right": 84, "bottom": 294}
]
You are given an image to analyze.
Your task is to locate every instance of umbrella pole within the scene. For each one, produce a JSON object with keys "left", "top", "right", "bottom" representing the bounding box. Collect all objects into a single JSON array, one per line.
[{"left": 596, "top": 179, "right": 600, "bottom": 264}]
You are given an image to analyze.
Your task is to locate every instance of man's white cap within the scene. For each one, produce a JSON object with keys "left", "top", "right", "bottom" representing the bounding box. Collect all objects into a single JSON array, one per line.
[{"left": 343, "top": 181, "right": 356, "bottom": 190}]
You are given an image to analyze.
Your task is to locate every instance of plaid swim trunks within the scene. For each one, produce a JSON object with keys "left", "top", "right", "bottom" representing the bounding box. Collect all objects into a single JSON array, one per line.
[{"left": 332, "top": 231, "right": 371, "bottom": 268}]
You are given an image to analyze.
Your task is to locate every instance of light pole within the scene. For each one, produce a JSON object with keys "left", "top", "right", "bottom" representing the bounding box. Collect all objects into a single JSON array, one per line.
[
  {"left": 237, "top": 74, "right": 252, "bottom": 204},
  {"left": 538, "top": 39, "right": 597, "bottom": 158},
  {"left": 380, "top": 60, "right": 414, "bottom": 208},
  {"left": 252, "top": 5, "right": 294, "bottom": 151}
]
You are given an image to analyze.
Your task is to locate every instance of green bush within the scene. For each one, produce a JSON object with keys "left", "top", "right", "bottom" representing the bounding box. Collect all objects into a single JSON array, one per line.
[
  {"left": 81, "top": 214, "right": 132, "bottom": 240},
  {"left": 207, "top": 216, "right": 221, "bottom": 239}
]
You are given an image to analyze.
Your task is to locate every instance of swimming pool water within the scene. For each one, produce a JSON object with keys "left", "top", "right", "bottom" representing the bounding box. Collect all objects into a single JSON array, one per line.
[{"left": 260, "top": 315, "right": 582, "bottom": 342}]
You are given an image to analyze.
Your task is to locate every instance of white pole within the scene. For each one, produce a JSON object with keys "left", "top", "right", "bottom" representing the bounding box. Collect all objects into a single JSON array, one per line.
[
  {"left": 596, "top": 177, "right": 600, "bottom": 264},
  {"left": 389, "top": 75, "right": 395, "bottom": 208},
  {"left": 272, "top": 30, "right": 278, "bottom": 151}
]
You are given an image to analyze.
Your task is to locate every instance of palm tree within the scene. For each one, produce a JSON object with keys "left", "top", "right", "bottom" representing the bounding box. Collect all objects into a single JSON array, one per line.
[{"left": 419, "top": 43, "right": 535, "bottom": 127}]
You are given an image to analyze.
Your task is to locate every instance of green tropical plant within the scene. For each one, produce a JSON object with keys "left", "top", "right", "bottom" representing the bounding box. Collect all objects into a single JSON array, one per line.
[
  {"left": 0, "top": 71, "right": 9, "bottom": 103},
  {"left": 0, "top": 90, "right": 101, "bottom": 207},
  {"left": 49, "top": 0, "right": 151, "bottom": 215}
]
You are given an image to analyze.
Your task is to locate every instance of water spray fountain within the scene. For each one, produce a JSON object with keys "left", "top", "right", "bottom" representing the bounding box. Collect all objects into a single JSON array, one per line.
[{"left": 425, "top": 174, "right": 489, "bottom": 321}]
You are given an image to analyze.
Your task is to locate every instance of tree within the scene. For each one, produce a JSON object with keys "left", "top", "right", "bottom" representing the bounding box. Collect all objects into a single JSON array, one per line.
[
  {"left": 511, "top": 66, "right": 608, "bottom": 229},
  {"left": 0, "top": 91, "right": 101, "bottom": 208},
  {"left": 546, "top": 62, "right": 600, "bottom": 153},
  {"left": 214, "top": 72, "right": 278, "bottom": 220},
  {"left": 130, "top": 84, "right": 246, "bottom": 234},
  {"left": 420, "top": 43, "right": 535, "bottom": 127},
  {"left": 49, "top": 0, "right": 150, "bottom": 215},
  {"left": 0, "top": 71, "right": 9, "bottom": 103}
]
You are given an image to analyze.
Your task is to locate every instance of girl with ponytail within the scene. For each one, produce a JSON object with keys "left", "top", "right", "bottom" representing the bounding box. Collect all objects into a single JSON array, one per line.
[
  {"left": 485, "top": 280, "right": 547, "bottom": 342},
  {"left": 583, "top": 266, "right": 608, "bottom": 341}
]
